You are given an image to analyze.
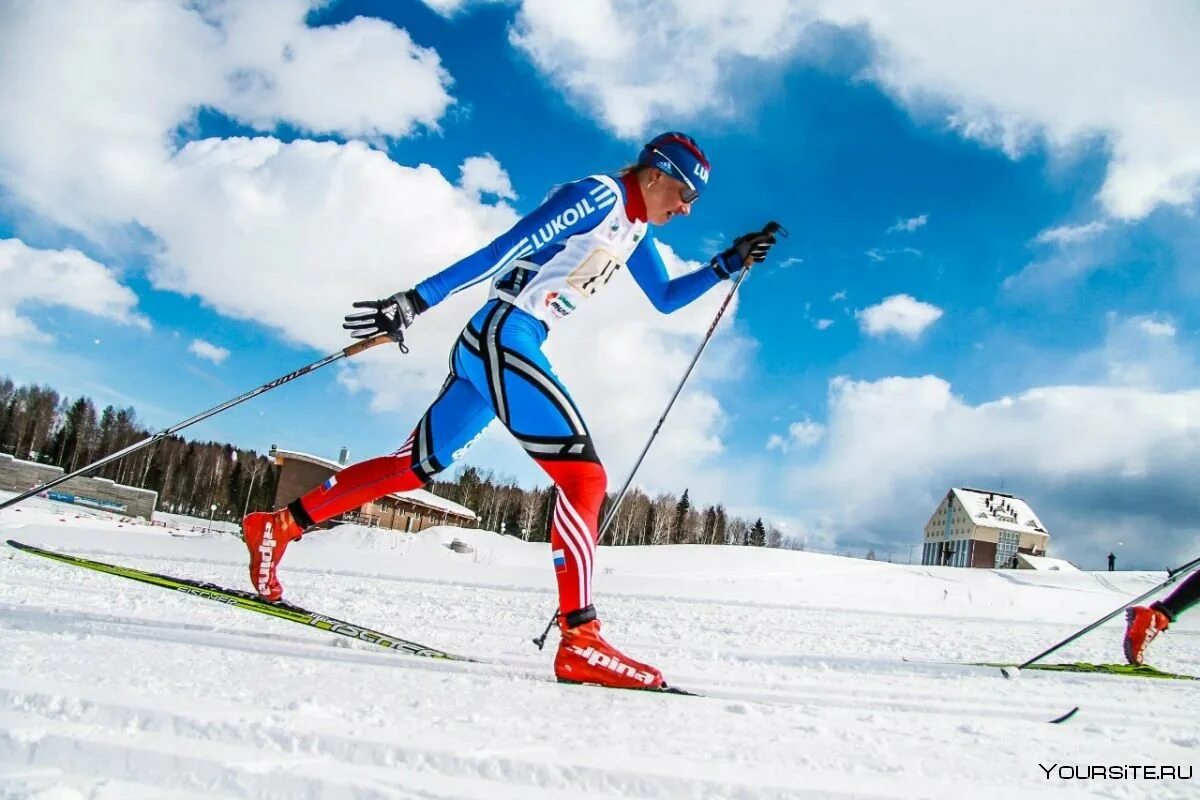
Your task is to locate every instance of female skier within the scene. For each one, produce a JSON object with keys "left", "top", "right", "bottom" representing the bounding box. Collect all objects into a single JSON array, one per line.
[{"left": 241, "top": 132, "right": 778, "bottom": 689}]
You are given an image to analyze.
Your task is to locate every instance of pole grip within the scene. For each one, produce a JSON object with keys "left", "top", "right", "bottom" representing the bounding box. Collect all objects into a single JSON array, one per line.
[
  {"left": 342, "top": 333, "right": 396, "bottom": 358},
  {"left": 741, "top": 220, "right": 788, "bottom": 268}
]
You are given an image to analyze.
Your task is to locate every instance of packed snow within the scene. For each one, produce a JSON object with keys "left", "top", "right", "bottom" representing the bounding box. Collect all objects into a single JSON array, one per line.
[{"left": 1, "top": 491, "right": 1197, "bottom": 799}]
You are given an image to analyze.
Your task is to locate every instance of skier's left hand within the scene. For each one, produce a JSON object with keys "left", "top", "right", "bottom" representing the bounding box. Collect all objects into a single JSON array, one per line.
[{"left": 711, "top": 226, "right": 779, "bottom": 279}]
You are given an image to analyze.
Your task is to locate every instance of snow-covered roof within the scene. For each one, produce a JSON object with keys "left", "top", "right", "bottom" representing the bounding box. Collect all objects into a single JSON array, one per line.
[
  {"left": 272, "top": 449, "right": 476, "bottom": 520},
  {"left": 1015, "top": 553, "right": 1078, "bottom": 572},
  {"left": 952, "top": 487, "right": 1047, "bottom": 537}
]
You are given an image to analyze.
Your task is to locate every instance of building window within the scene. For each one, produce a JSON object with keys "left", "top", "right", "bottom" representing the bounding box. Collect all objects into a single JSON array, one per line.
[{"left": 995, "top": 530, "right": 1019, "bottom": 569}]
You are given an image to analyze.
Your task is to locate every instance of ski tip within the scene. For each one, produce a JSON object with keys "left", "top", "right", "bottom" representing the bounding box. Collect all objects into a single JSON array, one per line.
[
  {"left": 1001, "top": 666, "right": 1020, "bottom": 680},
  {"left": 1049, "top": 706, "right": 1080, "bottom": 724}
]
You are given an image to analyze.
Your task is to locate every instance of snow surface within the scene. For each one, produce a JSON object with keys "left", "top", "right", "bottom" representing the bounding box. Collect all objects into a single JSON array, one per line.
[{"left": 1, "top": 491, "right": 1197, "bottom": 799}]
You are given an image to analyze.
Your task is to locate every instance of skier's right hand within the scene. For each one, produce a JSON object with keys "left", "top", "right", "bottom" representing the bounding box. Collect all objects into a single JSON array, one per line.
[{"left": 342, "top": 289, "right": 427, "bottom": 349}]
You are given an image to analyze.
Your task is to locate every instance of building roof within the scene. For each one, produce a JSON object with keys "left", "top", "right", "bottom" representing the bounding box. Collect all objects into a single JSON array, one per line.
[
  {"left": 1015, "top": 553, "right": 1078, "bottom": 572},
  {"left": 951, "top": 487, "right": 1047, "bottom": 536},
  {"left": 272, "top": 448, "right": 477, "bottom": 520}
]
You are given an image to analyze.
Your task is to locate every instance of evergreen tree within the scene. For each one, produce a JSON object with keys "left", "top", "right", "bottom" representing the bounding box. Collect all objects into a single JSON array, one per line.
[
  {"left": 750, "top": 518, "right": 767, "bottom": 547},
  {"left": 671, "top": 488, "right": 691, "bottom": 544}
]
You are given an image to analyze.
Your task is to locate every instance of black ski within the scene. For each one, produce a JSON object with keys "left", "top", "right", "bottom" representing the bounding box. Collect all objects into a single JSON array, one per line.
[
  {"left": 6, "top": 539, "right": 476, "bottom": 662},
  {"left": 7, "top": 539, "right": 700, "bottom": 696}
]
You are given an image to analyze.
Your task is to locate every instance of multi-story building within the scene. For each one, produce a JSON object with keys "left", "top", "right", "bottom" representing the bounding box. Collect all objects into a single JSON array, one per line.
[{"left": 921, "top": 487, "right": 1049, "bottom": 568}]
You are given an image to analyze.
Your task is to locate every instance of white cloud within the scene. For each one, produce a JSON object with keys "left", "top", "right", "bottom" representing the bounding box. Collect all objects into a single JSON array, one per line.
[
  {"left": 813, "top": 1, "right": 1200, "bottom": 220},
  {"left": 0, "top": 238, "right": 147, "bottom": 343},
  {"left": 189, "top": 339, "right": 230, "bottom": 364},
  {"left": 459, "top": 154, "right": 517, "bottom": 201},
  {"left": 787, "top": 374, "right": 1200, "bottom": 564},
  {"left": 886, "top": 213, "right": 927, "bottom": 234},
  {"left": 211, "top": 4, "right": 454, "bottom": 140},
  {"left": 419, "top": 0, "right": 505, "bottom": 16},
  {"left": 1035, "top": 221, "right": 1109, "bottom": 245},
  {"left": 509, "top": 0, "right": 816, "bottom": 139},
  {"left": 815, "top": 319, "right": 834, "bottom": 330},
  {"left": 1138, "top": 318, "right": 1176, "bottom": 338},
  {"left": 767, "top": 418, "right": 825, "bottom": 452},
  {"left": 0, "top": 0, "right": 454, "bottom": 233},
  {"left": 506, "top": 1, "right": 1200, "bottom": 218},
  {"left": 830, "top": 290, "right": 847, "bottom": 302},
  {"left": 865, "top": 248, "right": 885, "bottom": 263},
  {"left": 778, "top": 257, "right": 804, "bottom": 269},
  {"left": 144, "top": 138, "right": 524, "bottom": 403},
  {"left": 857, "top": 294, "right": 942, "bottom": 339}
]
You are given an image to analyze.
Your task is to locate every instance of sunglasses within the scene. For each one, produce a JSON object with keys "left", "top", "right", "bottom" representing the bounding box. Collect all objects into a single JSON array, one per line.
[{"left": 652, "top": 147, "right": 700, "bottom": 203}]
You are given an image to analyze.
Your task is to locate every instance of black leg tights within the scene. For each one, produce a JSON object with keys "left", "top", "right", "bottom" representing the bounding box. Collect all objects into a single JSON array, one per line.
[{"left": 1153, "top": 569, "right": 1200, "bottom": 621}]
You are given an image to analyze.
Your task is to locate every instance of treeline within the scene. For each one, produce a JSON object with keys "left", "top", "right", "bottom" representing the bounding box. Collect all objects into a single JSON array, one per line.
[
  {"left": 430, "top": 466, "right": 789, "bottom": 548},
  {"left": 2, "top": 374, "right": 790, "bottom": 547},
  {"left": 0, "top": 376, "right": 277, "bottom": 519}
]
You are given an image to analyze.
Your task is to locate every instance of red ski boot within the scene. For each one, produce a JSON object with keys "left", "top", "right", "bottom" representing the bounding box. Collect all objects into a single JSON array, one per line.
[
  {"left": 242, "top": 508, "right": 304, "bottom": 602},
  {"left": 554, "top": 606, "right": 664, "bottom": 690},
  {"left": 1124, "top": 605, "right": 1170, "bottom": 665}
]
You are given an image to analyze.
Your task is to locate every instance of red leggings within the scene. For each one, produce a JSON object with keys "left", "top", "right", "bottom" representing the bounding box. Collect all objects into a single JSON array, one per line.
[{"left": 295, "top": 301, "right": 608, "bottom": 615}]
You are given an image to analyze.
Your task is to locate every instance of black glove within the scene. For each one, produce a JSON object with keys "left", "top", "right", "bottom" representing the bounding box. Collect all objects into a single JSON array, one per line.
[
  {"left": 342, "top": 289, "right": 427, "bottom": 350},
  {"left": 711, "top": 227, "right": 779, "bottom": 279}
]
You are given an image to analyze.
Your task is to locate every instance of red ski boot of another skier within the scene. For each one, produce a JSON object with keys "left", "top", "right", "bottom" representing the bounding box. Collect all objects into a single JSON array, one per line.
[
  {"left": 1124, "top": 605, "right": 1170, "bottom": 665},
  {"left": 554, "top": 606, "right": 664, "bottom": 690},
  {"left": 242, "top": 508, "right": 304, "bottom": 602}
]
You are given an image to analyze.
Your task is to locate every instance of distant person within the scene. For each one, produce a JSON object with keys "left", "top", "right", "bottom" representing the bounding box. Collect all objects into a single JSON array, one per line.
[
  {"left": 1107, "top": 552, "right": 1115, "bottom": 572},
  {"left": 1124, "top": 570, "right": 1200, "bottom": 665},
  {"left": 239, "top": 132, "right": 779, "bottom": 690}
]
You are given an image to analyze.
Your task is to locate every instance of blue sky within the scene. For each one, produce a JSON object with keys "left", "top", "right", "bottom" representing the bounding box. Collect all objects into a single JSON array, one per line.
[{"left": 2, "top": 1, "right": 1199, "bottom": 568}]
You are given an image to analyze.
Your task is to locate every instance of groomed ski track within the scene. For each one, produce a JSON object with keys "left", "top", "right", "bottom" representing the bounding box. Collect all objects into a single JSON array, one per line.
[{"left": 1, "top": 497, "right": 1197, "bottom": 799}]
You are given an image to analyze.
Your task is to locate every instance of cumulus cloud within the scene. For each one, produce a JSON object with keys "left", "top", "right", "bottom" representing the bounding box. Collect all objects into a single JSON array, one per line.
[
  {"left": 857, "top": 294, "right": 942, "bottom": 339},
  {"left": 0, "top": 238, "right": 147, "bottom": 343},
  {"left": 189, "top": 339, "right": 230, "bottom": 364},
  {"left": 0, "top": 0, "right": 454, "bottom": 233},
  {"left": 767, "top": 419, "right": 825, "bottom": 452},
  {"left": 459, "top": 154, "right": 518, "bottom": 201},
  {"left": 886, "top": 213, "right": 928, "bottom": 234},
  {"left": 505, "top": 0, "right": 1200, "bottom": 218},
  {"left": 787, "top": 374, "right": 1200, "bottom": 565},
  {"left": 509, "top": 0, "right": 815, "bottom": 138},
  {"left": 815, "top": 319, "right": 834, "bottom": 330}
]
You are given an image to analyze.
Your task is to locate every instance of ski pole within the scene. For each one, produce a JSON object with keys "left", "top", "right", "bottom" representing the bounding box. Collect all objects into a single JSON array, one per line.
[
  {"left": 0, "top": 333, "right": 395, "bottom": 513},
  {"left": 597, "top": 221, "right": 787, "bottom": 543},
  {"left": 533, "top": 221, "right": 787, "bottom": 649},
  {"left": 1001, "top": 552, "right": 1200, "bottom": 678}
]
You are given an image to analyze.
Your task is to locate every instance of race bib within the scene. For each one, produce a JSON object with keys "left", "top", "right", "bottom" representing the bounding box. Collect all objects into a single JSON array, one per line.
[{"left": 566, "top": 249, "right": 624, "bottom": 296}]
